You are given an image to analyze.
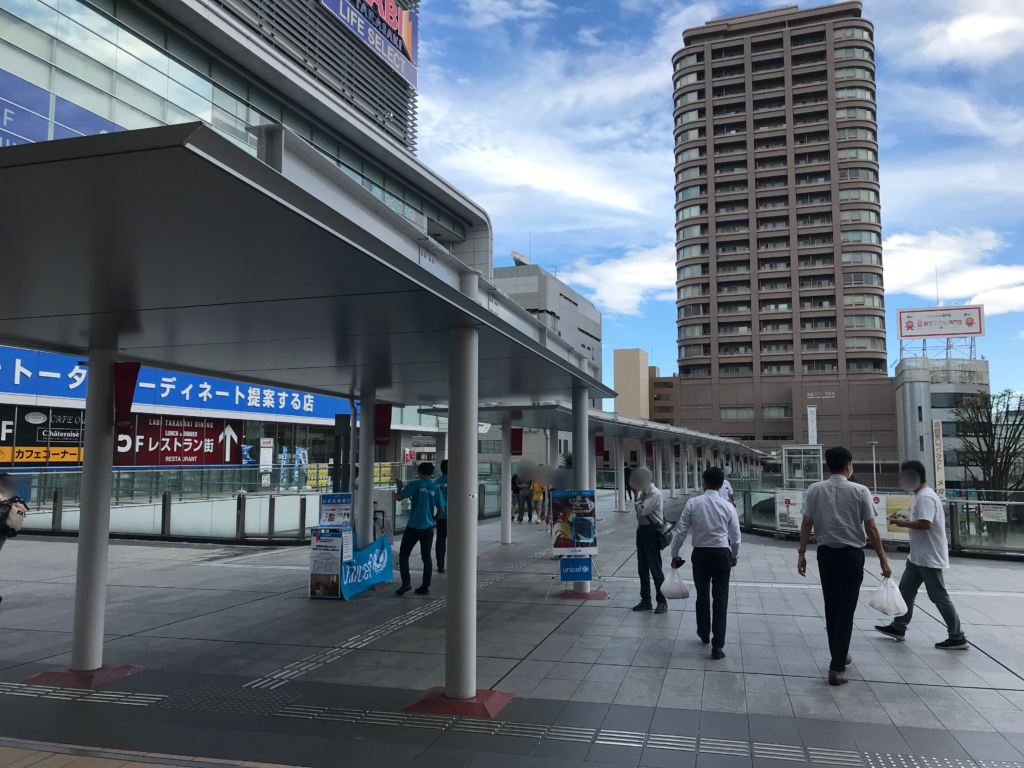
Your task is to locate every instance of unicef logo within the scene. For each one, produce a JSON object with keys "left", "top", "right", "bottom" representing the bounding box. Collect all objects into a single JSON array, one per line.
[
  {"left": 343, "top": 542, "right": 391, "bottom": 585},
  {"left": 368, "top": 549, "right": 388, "bottom": 574}
]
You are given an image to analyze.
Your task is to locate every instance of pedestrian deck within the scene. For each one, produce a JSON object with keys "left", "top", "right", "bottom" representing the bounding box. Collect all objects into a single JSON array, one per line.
[{"left": 0, "top": 491, "right": 1020, "bottom": 767}]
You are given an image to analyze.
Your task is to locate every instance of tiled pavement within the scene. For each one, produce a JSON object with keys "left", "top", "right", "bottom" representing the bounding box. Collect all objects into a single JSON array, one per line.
[{"left": 0, "top": 491, "right": 1021, "bottom": 766}]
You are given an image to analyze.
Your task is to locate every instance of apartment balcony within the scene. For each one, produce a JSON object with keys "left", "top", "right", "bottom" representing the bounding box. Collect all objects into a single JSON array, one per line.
[
  {"left": 795, "top": 153, "right": 830, "bottom": 166},
  {"left": 798, "top": 216, "right": 832, "bottom": 227},
  {"left": 754, "top": 102, "right": 786, "bottom": 113},
  {"left": 758, "top": 221, "right": 789, "bottom": 231},
  {"left": 759, "top": 260, "right": 791, "bottom": 271},
  {"left": 793, "top": 75, "right": 827, "bottom": 87},
  {"left": 718, "top": 304, "right": 752, "bottom": 315},
  {"left": 718, "top": 284, "right": 751, "bottom": 295},
  {"left": 715, "top": 146, "right": 747, "bottom": 156},
  {"left": 752, "top": 63, "right": 784, "bottom": 74},
  {"left": 755, "top": 141, "right": 787, "bottom": 152},
  {"left": 717, "top": 263, "right": 750, "bottom": 274},
  {"left": 711, "top": 48, "right": 743, "bottom": 61},
  {"left": 756, "top": 161, "right": 787, "bottom": 171},
  {"left": 757, "top": 199, "right": 788, "bottom": 210},
  {"left": 800, "top": 278, "right": 836, "bottom": 288},
  {"left": 794, "top": 114, "right": 828, "bottom": 127},
  {"left": 753, "top": 79, "right": 785, "bottom": 93},
  {"left": 717, "top": 244, "right": 751, "bottom": 255},
  {"left": 797, "top": 195, "right": 831, "bottom": 206},
  {"left": 758, "top": 240, "right": 791, "bottom": 251},
  {"left": 719, "top": 347, "right": 753, "bottom": 356},
  {"left": 713, "top": 106, "right": 746, "bottom": 118},
  {"left": 798, "top": 235, "right": 834, "bottom": 247},
  {"left": 713, "top": 87, "right": 746, "bottom": 100},
  {"left": 799, "top": 256, "right": 835, "bottom": 268},
  {"left": 716, "top": 225, "right": 749, "bottom": 235},
  {"left": 755, "top": 121, "right": 786, "bottom": 132},
  {"left": 716, "top": 204, "right": 748, "bottom": 214},
  {"left": 756, "top": 177, "right": 788, "bottom": 190},
  {"left": 714, "top": 124, "right": 746, "bottom": 136},
  {"left": 716, "top": 184, "right": 748, "bottom": 196}
]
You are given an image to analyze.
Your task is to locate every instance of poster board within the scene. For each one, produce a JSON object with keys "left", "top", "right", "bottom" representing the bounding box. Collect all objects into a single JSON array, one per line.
[
  {"left": 320, "top": 492, "right": 353, "bottom": 528},
  {"left": 869, "top": 493, "right": 911, "bottom": 542},
  {"left": 979, "top": 503, "right": 1008, "bottom": 523},
  {"left": 774, "top": 489, "right": 806, "bottom": 533},
  {"left": 309, "top": 526, "right": 349, "bottom": 599},
  {"left": 551, "top": 490, "right": 597, "bottom": 555}
]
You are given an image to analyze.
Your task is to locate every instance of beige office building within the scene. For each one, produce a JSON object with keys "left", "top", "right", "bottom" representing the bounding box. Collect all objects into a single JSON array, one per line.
[
  {"left": 671, "top": 1, "right": 896, "bottom": 463},
  {"left": 614, "top": 349, "right": 651, "bottom": 420}
]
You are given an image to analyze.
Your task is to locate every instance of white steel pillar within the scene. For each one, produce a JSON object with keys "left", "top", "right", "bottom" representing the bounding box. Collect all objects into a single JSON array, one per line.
[
  {"left": 548, "top": 428, "right": 559, "bottom": 468},
  {"left": 653, "top": 442, "right": 662, "bottom": 489},
  {"left": 571, "top": 384, "right": 590, "bottom": 594},
  {"left": 682, "top": 444, "right": 690, "bottom": 494},
  {"left": 588, "top": 433, "right": 597, "bottom": 495},
  {"left": 500, "top": 414, "right": 512, "bottom": 544},
  {"left": 694, "top": 446, "right": 701, "bottom": 489},
  {"left": 669, "top": 443, "right": 677, "bottom": 498},
  {"left": 445, "top": 274, "right": 480, "bottom": 700},
  {"left": 71, "top": 350, "right": 116, "bottom": 672},
  {"left": 614, "top": 436, "right": 625, "bottom": 511},
  {"left": 356, "top": 388, "right": 375, "bottom": 547}
]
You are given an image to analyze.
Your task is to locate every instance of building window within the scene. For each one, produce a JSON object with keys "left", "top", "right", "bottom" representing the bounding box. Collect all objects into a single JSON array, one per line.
[
  {"left": 840, "top": 209, "right": 881, "bottom": 223},
  {"left": 838, "top": 147, "right": 877, "bottom": 162},
  {"left": 680, "top": 365, "right": 711, "bottom": 378},
  {"left": 679, "top": 284, "right": 710, "bottom": 298},
  {"left": 677, "top": 166, "right": 707, "bottom": 182},
  {"left": 803, "top": 360, "right": 839, "bottom": 373},
  {"left": 841, "top": 230, "right": 881, "bottom": 244},
  {"left": 654, "top": 406, "right": 674, "bottom": 414},
  {"left": 676, "top": 147, "right": 706, "bottom": 163},
  {"left": 762, "top": 362, "right": 795, "bottom": 374},
  {"left": 677, "top": 185, "right": 707, "bottom": 201},
  {"left": 678, "top": 204, "right": 707, "bottom": 220},
  {"left": 675, "top": 90, "right": 705, "bottom": 108},
  {"left": 720, "top": 364, "right": 753, "bottom": 377},
  {"left": 834, "top": 46, "right": 874, "bottom": 61},
  {"left": 844, "top": 294, "right": 884, "bottom": 308},
  {"left": 843, "top": 272, "right": 883, "bottom": 286},
  {"left": 674, "top": 72, "right": 701, "bottom": 88},
  {"left": 838, "top": 168, "right": 879, "bottom": 182},
  {"left": 834, "top": 27, "right": 873, "bottom": 41},
  {"left": 653, "top": 381, "right": 674, "bottom": 389},
  {"left": 721, "top": 407, "right": 755, "bottom": 419},
  {"left": 919, "top": 435, "right": 925, "bottom": 452},
  {"left": 678, "top": 108, "right": 704, "bottom": 124},
  {"left": 842, "top": 250, "right": 882, "bottom": 265},
  {"left": 680, "top": 323, "right": 710, "bottom": 337},
  {"left": 837, "top": 127, "right": 876, "bottom": 141},
  {"left": 678, "top": 244, "right": 709, "bottom": 259},
  {"left": 680, "top": 343, "right": 711, "bottom": 358},
  {"left": 679, "top": 263, "right": 709, "bottom": 279},
  {"left": 845, "top": 336, "right": 886, "bottom": 350},
  {"left": 630, "top": 450, "right": 638, "bottom": 462},
  {"left": 835, "top": 66, "right": 874, "bottom": 81},
  {"left": 763, "top": 406, "right": 793, "bottom": 418},
  {"left": 836, "top": 87, "right": 875, "bottom": 102},
  {"left": 479, "top": 440, "right": 501, "bottom": 454},
  {"left": 836, "top": 107, "right": 876, "bottom": 121},
  {"left": 839, "top": 187, "right": 879, "bottom": 201},
  {"left": 847, "top": 359, "right": 886, "bottom": 373},
  {"left": 677, "top": 224, "right": 707, "bottom": 239},
  {"left": 845, "top": 315, "right": 884, "bottom": 329},
  {"left": 676, "top": 52, "right": 703, "bottom": 69}
]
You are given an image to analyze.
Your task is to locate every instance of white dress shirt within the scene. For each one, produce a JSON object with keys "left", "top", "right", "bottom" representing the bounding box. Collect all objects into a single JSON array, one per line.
[
  {"left": 670, "top": 489, "right": 741, "bottom": 559},
  {"left": 635, "top": 484, "right": 664, "bottom": 527},
  {"left": 719, "top": 479, "right": 734, "bottom": 503},
  {"left": 802, "top": 474, "right": 873, "bottom": 548}
]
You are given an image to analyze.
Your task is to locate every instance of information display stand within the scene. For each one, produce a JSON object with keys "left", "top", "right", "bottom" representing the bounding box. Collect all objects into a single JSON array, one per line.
[{"left": 309, "top": 525, "right": 351, "bottom": 599}]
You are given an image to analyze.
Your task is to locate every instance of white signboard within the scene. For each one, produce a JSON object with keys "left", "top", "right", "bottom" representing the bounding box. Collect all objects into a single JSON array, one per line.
[
  {"left": 979, "top": 503, "right": 1007, "bottom": 523},
  {"left": 932, "top": 420, "right": 946, "bottom": 494},
  {"left": 807, "top": 406, "right": 818, "bottom": 445},
  {"left": 897, "top": 305, "right": 985, "bottom": 339},
  {"left": 320, "top": 493, "right": 353, "bottom": 529},
  {"left": 775, "top": 489, "right": 805, "bottom": 532},
  {"left": 259, "top": 438, "right": 274, "bottom": 471}
]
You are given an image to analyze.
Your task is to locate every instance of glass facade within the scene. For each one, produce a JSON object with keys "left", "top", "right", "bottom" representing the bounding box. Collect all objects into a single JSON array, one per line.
[{"left": 0, "top": 0, "right": 468, "bottom": 237}]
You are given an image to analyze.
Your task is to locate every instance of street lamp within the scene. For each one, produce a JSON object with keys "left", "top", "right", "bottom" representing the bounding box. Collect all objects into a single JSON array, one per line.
[{"left": 867, "top": 437, "right": 879, "bottom": 492}]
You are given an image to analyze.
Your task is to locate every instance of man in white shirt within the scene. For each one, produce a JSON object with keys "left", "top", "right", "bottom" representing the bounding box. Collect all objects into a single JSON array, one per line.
[
  {"left": 799, "top": 446, "right": 891, "bottom": 686},
  {"left": 719, "top": 476, "right": 735, "bottom": 506},
  {"left": 669, "top": 467, "right": 741, "bottom": 659},
  {"left": 630, "top": 466, "right": 667, "bottom": 615},
  {"left": 876, "top": 460, "right": 967, "bottom": 650}
]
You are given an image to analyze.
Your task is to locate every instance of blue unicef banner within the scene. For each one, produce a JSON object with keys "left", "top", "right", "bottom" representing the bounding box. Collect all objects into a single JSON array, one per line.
[
  {"left": 0, "top": 345, "right": 350, "bottom": 420},
  {"left": 341, "top": 534, "right": 393, "bottom": 599},
  {"left": 560, "top": 557, "right": 592, "bottom": 583}
]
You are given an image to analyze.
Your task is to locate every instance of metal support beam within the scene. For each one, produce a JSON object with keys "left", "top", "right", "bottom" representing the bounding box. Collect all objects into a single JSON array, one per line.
[
  {"left": 445, "top": 272, "right": 480, "bottom": 701},
  {"left": 571, "top": 384, "right": 590, "bottom": 594},
  {"left": 614, "top": 436, "right": 625, "bottom": 512},
  {"left": 669, "top": 443, "right": 677, "bottom": 499},
  {"left": 71, "top": 350, "right": 116, "bottom": 672},
  {"left": 356, "top": 388, "right": 375, "bottom": 547},
  {"left": 500, "top": 414, "right": 512, "bottom": 545}
]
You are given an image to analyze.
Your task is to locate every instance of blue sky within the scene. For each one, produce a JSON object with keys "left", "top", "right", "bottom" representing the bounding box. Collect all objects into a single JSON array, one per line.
[{"left": 416, "top": 0, "right": 1024, "bottom": 394}]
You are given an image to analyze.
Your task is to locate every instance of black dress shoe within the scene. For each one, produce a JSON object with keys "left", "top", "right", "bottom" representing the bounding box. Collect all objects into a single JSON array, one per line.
[
  {"left": 437, "top": 567, "right": 445, "bottom": 573},
  {"left": 655, "top": 602, "right": 668, "bottom": 614},
  {"left": 395, "top": 585, "right": 412, "bottom": 596},
  {"left": 415, "top": 586, "right": 430, "bottom": 595},
  {"left": 711, "top": 647, "right": 726, "bottom": 660},
  {"left": 632, "top": 601, "right": 653, "bottom": 612},
  {"left": 698, "top": 635, "right": 710, "bottom": 644}
]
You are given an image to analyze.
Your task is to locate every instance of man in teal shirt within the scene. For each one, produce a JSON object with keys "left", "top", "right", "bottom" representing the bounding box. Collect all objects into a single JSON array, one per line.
[
  {"left": 394, "top": 462, "right": 440, "bottom": 595},
  {"left": 434, "top": 460, "right": 449, "bottom": 574}
]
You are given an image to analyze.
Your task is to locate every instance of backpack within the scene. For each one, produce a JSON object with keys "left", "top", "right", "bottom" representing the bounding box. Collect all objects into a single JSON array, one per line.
[{"left": 0, "top": 498, "right": 28, "bottom": 535}]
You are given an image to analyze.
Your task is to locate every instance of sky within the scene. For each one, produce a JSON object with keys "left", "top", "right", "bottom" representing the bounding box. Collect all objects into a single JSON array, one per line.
[{"left": 414, "top": 0, "right": 1024, "bottom": 395}]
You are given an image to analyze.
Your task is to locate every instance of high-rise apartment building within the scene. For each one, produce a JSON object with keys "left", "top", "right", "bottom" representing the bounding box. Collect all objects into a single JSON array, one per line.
[{"left": 672, "top": 1, "right": 894, "bottom": 459}]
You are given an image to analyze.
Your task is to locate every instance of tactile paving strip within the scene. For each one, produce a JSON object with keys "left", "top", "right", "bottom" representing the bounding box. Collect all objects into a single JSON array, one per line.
[
  {"left": 0, "top": 682, "right": 167, "bottom": 707},
  {"left": 756, "top": 743, "right": 809, "bottom": 761},
  {"left": 701, "top": 737, "right": 751, "bottom": 756},
  {"left": 812, "top": 747, "right": 867, "bottom": 766}
]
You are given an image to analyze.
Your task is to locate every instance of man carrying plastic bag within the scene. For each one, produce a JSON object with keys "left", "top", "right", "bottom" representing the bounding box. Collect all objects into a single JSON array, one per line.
[{"left": 875, "top": 460, "right": 968, "bottom": 650}]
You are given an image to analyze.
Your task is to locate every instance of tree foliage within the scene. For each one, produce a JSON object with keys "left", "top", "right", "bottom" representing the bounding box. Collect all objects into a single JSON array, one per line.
[{"left": 952, "top": 389, "right": 1024, "bottom": 493}]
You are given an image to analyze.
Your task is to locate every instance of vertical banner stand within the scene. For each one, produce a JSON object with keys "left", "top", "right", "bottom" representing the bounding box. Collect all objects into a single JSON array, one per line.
[{"left": 546, "top": 555, "right": 608, "bottom": 600}]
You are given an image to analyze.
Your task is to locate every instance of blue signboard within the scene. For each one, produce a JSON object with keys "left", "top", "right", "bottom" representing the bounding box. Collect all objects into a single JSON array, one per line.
[
  {"left": 320, "top": 0, "right": 418, "bottom": 88},
  {"left": 560, "top": 557, "right": 592, "bottom": 583},
  {"left": 0, "top": 344, "right": 350, "bottom": 420},
  {"left": 341, "top": 534, "right": 393, "bottom": 599}
]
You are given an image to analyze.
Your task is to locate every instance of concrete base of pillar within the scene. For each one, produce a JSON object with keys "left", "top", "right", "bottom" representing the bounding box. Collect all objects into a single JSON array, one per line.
[
  {"left": 614, "top": 509, "right": 631, "bottom": 514},
  {"left": 403, "top": 687, "right": 514, "bottom": 718},
  {"left": 554, "top": 590, "right": 608, "bottom": 600},
  {"left": 25, "top": 664, "right": 142, "bottom": 688}
]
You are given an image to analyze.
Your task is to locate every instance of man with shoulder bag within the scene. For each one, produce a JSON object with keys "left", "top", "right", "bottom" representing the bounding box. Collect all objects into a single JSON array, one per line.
[
  {"left": 631, "top": 466, "right": 669, "bottom": 615},
  {"left": 0, "top": 474, "right": 28, "bottom": 605}
]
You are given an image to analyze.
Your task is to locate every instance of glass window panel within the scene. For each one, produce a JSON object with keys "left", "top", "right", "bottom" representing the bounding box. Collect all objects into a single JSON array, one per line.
[
  {"left": 112, "top": 95, "right": 160, "bottom": 129},
  {"left": 54, "top": 39, "right": 114, "bottom": 92},
  {"left": 164, "top": 100, "right": 197, "bottom": 125},
  {"left": 211, "top": 102, "right": 250, "bottom": 143},
  {"left": 116, "top": 26, "right": 166, "bottom": 74},
  {"left": 113, "top": 72, "right": 164, "bottom": 119},
  {"left": 169, "top": 58, "right": 211, "bottom": 100},
  {"left": 114, "top": 2, "right": 163, "bottom": 47},
  {"left": 0, "top": 7, "right": 55, "bottom": 61},
  {"left": 167, "top": 77, "right": 210, "bottom": 120},
  {"left": 115, "top": 48, "right": 166, "bottom": 96},
  {"left": 1, "top": 0, "right": 60, "bottom": 37},
  {"left": 0, "top": 37, "right": 52, "bottom": 91},
  {"left": 58, "top": 0, "right": 118, "bottom": 44},
  {"left": 53, "top": 67, "right": 111, "bottom": 118},
  {"left": 56, "top": 13, "right": 115, "bottom": 69}
]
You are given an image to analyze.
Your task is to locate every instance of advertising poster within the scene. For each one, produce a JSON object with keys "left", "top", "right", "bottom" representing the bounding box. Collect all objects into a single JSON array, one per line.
[
  {"left": 551, "top": 490, "right": 597, "bottom": 555},
  {"left": 560, "top": 557, "right": 592, "bottom": 583},
  {"left": 309, "top": 527, "right": 345, "bottom": 599},
  {"left": 775, "top": 489, "right": 806, "bottom": 533},
  {"left": 320, "top": 493, "right": 353, "bottom": 528},
  {"left": 884, "top": 495, "right": 912, "bottom": 534},
  {"left": 979, "top": 503, "right": 1008, "bottom": 523}
]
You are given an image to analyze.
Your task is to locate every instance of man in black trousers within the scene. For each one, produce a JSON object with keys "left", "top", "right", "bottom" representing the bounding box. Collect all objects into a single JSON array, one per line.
[
  {"left": 670, "top": 467, "right": 741, "bottom": 659},
  {"left": 799, "top": 446, "right": 891, "bottom": 685}
]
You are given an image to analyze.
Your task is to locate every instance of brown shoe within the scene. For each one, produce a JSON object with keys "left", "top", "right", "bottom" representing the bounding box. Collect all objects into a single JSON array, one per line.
[
  {"left": 828, "top": 670, "right": 848, "bottom": 686},
  {"left": 846, "top": 654, "right": 852, "bottom": 665}
]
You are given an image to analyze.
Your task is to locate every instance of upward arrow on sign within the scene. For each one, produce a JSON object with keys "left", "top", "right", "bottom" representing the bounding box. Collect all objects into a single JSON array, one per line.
[{"left": 219, "top": 423, "right": 238, "bottom": 462}]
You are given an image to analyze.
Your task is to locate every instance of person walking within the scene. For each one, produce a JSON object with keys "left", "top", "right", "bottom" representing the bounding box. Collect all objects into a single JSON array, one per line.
[
  {"left": 517, "top": 475, "right": 534, "bottom": 523},
  {"left": 630, "top": 466, "right": 667, "bottom": 615},
  {"left": 434, "top": 460, "right": 448, "bottom": 574},
  {"left": 875, "top": 460, "right": 967, "bottom": 649},
  {"left": 0, "top": 474, "right": 27, "bottom": 605},
  {"left": 719, "top": 473, "right": 735, "bottom": 506},
  {"left": 624, "top": 464, "right": 634, "bottom": 501},
  {"left": 670, "top": 467, "right": 741, "bottom": 658},
  {"left": 531, "top": 474, "right": 545, "bottom": 525},
  {"left": 798, "top": 446, "right": 891, "bottom": 685},
  {"left": 394, "top": 462, "right": 440, "bottom": 596}
]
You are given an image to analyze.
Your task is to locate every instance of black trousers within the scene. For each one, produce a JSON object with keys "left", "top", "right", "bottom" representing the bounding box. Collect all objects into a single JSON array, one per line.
[
  {"left": 435, "top": 518, "right": 448, "bottom": 570},
  {"left": 692, "top": 547, "right": 733, "bottom": 648},
  {"left": 817, "top": 545, "right": 864, "bottom": 672},
  {"left": 636, "top": 526, "right": 665, "bottom": 604},
  {"left": 399, "top": 526, "right": 434, "bottom": 588}
]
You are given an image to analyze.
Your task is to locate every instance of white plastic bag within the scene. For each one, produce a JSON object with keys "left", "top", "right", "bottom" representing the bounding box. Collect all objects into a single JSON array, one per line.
[
  {"left": 661, "top": 568, "right": 690, "bottom": 600},
  {"left": 869, "top": 577, "right": 908, "bottom": 616}
]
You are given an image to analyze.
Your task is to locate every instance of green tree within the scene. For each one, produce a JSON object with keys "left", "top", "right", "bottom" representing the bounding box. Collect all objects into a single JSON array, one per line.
[
  {"left": 560, "top": 451, "right": 572, "bottom": 469},
  {"left": 952, "top": 389, "right": 1024, "bottom": 493}
]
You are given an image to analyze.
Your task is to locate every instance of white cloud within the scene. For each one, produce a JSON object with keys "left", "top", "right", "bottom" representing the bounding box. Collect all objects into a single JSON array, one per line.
[
  {"left": 883, "top": 229, "right": 1024, "bottom": 314},
  {"left": 449, "top": 0, "right": 556, "bottom": 28},
  {"left": 880, "top": 85, "right": 1024, "bottom": 146},
  {"left": 576, "top": 26, "right": 602, "bottom": 46},
  {"left": 972, "top": 285, "right": 1024, "bottom": 315},
  {"left": 875, "top": 0, "right": 1024, "bottom": 68},
  {"left": 555, "top": 242, "right": 676, "bottom": 316}
]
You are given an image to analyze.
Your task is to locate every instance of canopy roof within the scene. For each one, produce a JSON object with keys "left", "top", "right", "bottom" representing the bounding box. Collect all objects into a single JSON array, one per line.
[{"left": 0, "top": 124, "right": 612, "bottom": 406}]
